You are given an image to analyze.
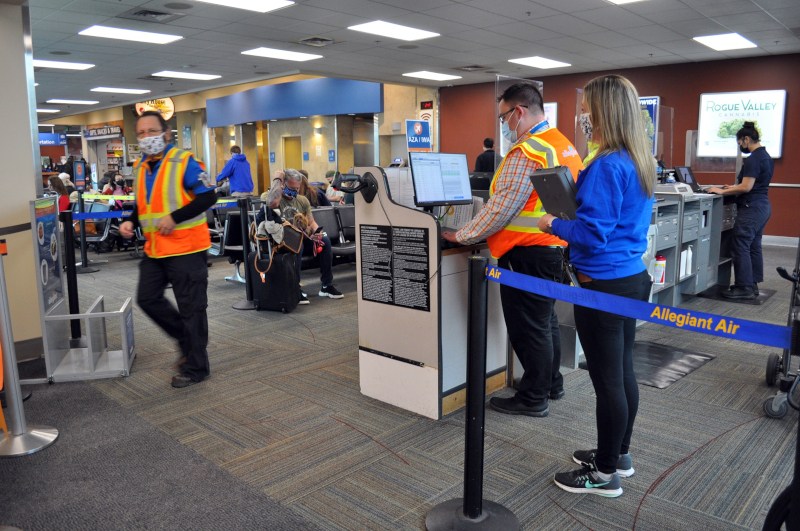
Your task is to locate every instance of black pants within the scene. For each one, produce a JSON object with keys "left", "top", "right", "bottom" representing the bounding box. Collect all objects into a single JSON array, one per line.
[
  {"left": 731, "top": 199, "right": 771, "bottom": 287},
  {"left": 498, "top": 246, "right": 563, "bottom": 404},
  {"left": 574, "top": 270, "right": 651, "bottom": 474},
  {"left": 137, "top": 250, "right": 210, "bottom": 381},
  {"left": 297, "top": 235, "right": 334, "bottom": 287}
]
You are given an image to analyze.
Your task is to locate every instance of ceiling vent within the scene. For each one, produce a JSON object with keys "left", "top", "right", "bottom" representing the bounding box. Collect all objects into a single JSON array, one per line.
[
  {"left": 454, "top": 65, "right": 489, "bottom": 72},
  {"left": 118, "top": 7, "right": 185, "bottom": 24},
  {"left": 296, "top": 36, "right": 337, "bottom": 47},
  {"left": 138, "top": 75, "right": 172, "bottom": 81}
]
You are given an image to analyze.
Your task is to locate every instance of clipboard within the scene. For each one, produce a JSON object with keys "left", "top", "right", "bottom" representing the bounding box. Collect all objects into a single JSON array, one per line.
[{"left": 529, "top": 166, "right": 581, "bottom": 287}]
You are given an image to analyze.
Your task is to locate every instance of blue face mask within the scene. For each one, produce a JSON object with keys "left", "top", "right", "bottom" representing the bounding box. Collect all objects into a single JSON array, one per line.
[
  {"left": 501, "top": 110, "right": 519, "bottom": 144},
  {"left": 283, "top": 187, "right": 298, "bottom": 199}
]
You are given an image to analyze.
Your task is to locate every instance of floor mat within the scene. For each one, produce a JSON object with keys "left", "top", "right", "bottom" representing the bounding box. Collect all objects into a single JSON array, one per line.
[{"left": 696, "top": 284, "right": 776, "bottom": 305}]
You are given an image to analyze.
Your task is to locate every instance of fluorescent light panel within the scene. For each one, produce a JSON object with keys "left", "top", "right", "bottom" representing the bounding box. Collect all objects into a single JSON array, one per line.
[
  {"left": 79, "top": 25, "right": 183, "bottom": 44},
  {"left": 34, "top": 83, "right": 39, "bottom": 86},
  {"left": 403, "top": 71, "right": 461, "bottom": 81},
  {"left": 191, "top": 0, "right": 293, "bottom": 13},
  {"left": 242, "top": 47, "right": 322, "bottom": 61},
  {"left": 32, "top": 59, "right": 94, "bottom": 70},
  {"left": 91, "top": 87, "right": 151, "bottom": 94},
  {"left": 38, "top": 124, "right": 55, "bottom": 127},
  {"left": 66, "top": 134, "right": 82, "bottom": 137},
  {"left": 693, "top": 32, "right": 757, "bottom": 51},
  {"left": 37, "top": 109, "right": 60, "bottom": 113},
  {"left": 152, "top": 70, "right": 221, "bottom": 80},
  {"left": 46, "top": 99, "right": 99, "bottom": 105},
  {"left": 509, "top": 56, "right": 571, "bottom": 69},
  {"left": 348, "top": 20, "right": 439, "bottom": 41},
  {"left": 606, "top": 0, "right": 646, "bottom": 4}
]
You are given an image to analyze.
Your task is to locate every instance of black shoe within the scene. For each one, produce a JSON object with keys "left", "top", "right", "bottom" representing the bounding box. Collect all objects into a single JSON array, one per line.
[
  {"left": 721, "top": 285, "right": 755, "bottom": 300},
  {"left": 319, "top": 284, "right": 344, "bottom": 299},
  {"left": 489, "top": 396, "right": 548, "bottom": 417},
  {"left": 753, "top": 283, "right": 759, "bottom": 296},
  {"left": 512, "top": 377, "right": 564, "bottom": 400},
  {"left": 554, "top": 464, "right": 623, "bottom": 497},
  {"left": 573, "top": 449, "right": 634, "bottom": 478},
  {"left": 299, "top": 292, "right": 310, "bottom": 305},
  {"left": 171, "top": 375, "right": 202, "bottom": 388}
]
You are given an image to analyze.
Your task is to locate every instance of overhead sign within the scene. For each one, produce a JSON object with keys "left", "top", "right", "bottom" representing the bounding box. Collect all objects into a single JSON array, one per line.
[
  {"left": 697, "top": 90, "right": 786, "bottom": 158},
  {"left": 135, "top": 97, "right": 176, "bottom": 121},
  {"left": 406, "top": 119, "right": 432, "bottom": 153},
  {"left": 39, "top": 133, "right": 67, "bottom": 146},
  {"left": 84, "top": 126, "right": 122, "bottom": 141},
  {"left": 639, "top": 96, "right": 660, "bottom": 156}
]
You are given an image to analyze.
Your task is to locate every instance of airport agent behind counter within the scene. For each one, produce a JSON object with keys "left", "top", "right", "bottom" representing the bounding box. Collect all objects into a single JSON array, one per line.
[
  {"left": 443, "top": 81, "right": 584, "bottom": 419},
  {"left": 707, "top": 121, "right": 773, "bottom": 300},
  {"left": 119, "top": 110, "right": 217, "bottom": 390},
  {"left": 538, "top": 74, "right": 655, "bottom": 499}
]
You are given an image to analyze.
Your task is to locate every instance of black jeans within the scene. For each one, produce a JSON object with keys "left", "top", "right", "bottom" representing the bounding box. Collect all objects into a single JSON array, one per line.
[
  {"left": 297, "top": 235, "right": 334, "bottom": 287},
  {"left": 498, "top": 246, "right": 564, "bottom": 404},
  {"left": 574, "top": 269, "right": 651, "bottom": 474},
  {"left": 137, "top": 250, "right": 210, "bottom": 381},
  {"left": 731, "top": 199, "right": 771, "bottom": 287}
]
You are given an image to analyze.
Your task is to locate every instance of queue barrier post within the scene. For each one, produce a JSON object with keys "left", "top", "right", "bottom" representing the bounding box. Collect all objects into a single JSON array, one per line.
[
  {"left": 425, "top": 256, "right": 519, "bottom": 531},
  {"left": 59, "top": 211, "right": 82, "bottom": 341},
  {"left": 232, "top": 197, "right": 256, "bottom": 311},
  {"left": 75, "top": 192, "right": 99, "bottom": 274},
  {"left": 0, "top": 240, "right": 59, "bottom": 457}
]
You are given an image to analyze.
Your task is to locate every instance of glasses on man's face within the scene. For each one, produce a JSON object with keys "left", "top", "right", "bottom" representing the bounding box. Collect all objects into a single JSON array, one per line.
[
  {"left": 498, "top": 105, "right": 527, "bottom": 123},
  {"left": 136, "top": 129, "right": 163, "bottom": 138}
]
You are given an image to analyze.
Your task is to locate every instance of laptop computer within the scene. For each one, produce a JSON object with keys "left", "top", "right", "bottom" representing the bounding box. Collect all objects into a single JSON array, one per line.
[{"left": 674, "top": 166, "right": 708, "bottom": 193}]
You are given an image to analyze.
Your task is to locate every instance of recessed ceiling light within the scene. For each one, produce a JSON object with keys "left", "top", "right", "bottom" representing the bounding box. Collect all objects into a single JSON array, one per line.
[
  {"left": 606, "top": 0, "right": 646, "bottom": 4},
  {"left": 79, "top": 25, "right": 183, "bottom": 44},
  {"left": 299, "top": 116, "right": 307, "bottom": 119},
  {"left": 33, "top": 59, "right": 94, "bottom": 70},
  {"left": 91, "top": 87, "right": 151, "bottom": 94},
  {"left": 46, "top": 99, "right": 99, "bottom": 105},
  {"left": 66, "top": 134, "right": 82, "bottom": 137},
  {"left": 508, "top": 56, "right": 571, "bottom": 69},
  {"left": 241, "top": 47, "right": 322, "bottom": 61},
  {"left": 38, "top": 124, "right": 55, "bottom": 128},
  {"left": 402, "top": 71, "right": 461, "bottom": 81},
  {"left": 693, "top": 32, "right": 757, "bottom": 51},
  {"left": 37, "top": 109, "right": 60, "bottom": 113},
  {"left": 246, "top": 122, "right": 253, "bottom": 125},
  {"left": 191, "top": 0, "right": 293, "bottom": 13},
  {"left": 34, "top": 83, "right": 39, "bottom": 86},
  {"left": 348, "top": 21, "right": 440, "bottom": 41},
  {"left": 152, "top": 70, "right": 221, "bottom": 80},
  {"left": 270, "top": 119, "right": 277, "bottom": 121}
]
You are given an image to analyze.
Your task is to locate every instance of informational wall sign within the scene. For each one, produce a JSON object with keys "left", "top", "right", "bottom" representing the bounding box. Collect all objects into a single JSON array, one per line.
[
  {"left": 83, "top": 126, "right": 122, "bottom": 141},
  {"left": 74, "top": 161, "right": 87, "bottom": 190},
  {"left": 406, "top": 120, "right": 432, "bottom": 153},
  {"left": 639, "top": 96, "right": 660, "bottom": 156},
  {"left": 182, "top": 125, "right": 192, "bottom": 149},
  {"left": 360, "top": 225, "right": 430, "bottom": 312},
  {"left": 303, "top": 151, "right": 309, "bottom": 161},
  {"left": 697, "top": 90, "right": 786, "bottom": 158},
  {"left": 328, "top": 150, "right": 335, "bottom": 162},
  {"left": 269, "top": 152, "right": 275, "bottom": 163},
  {"left": 135, "top": 98, "right": 176, "bottom": 121},
  {"left": 31, "top": 197, "right": 64, "bottom": 314},
  {"left": 39, "top": 133, "right": 67, "bottom": 146},
  {"left": 543, "top": 102, "right": 558, "bottom": 128}
]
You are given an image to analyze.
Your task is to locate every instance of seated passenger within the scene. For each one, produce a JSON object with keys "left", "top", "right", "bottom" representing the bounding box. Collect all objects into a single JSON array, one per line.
[
  {"left": 298, "top": 170, "right": 331, "bottom": 207},
  {"left": 325, "top": 171, "right": 345, "bottom": 204},
  {"left": 258, "top": 169, "right": 343, "bottom": 304}
]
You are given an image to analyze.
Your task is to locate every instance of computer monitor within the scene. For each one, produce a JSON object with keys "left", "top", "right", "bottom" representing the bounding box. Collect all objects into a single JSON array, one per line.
[
  {"left": 409, "top": 152, "right": 472, "bottom": 207},
  {"left": 673, "top": 166, "right": 702, "bottom": 193}
]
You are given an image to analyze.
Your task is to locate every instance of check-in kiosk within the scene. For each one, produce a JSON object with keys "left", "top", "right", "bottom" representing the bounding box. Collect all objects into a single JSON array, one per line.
[{"left": 346, "top": 165, "right": 508, "bottom": 420}]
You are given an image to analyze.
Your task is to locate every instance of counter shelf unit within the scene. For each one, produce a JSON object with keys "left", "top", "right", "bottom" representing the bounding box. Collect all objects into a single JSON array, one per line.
[{"left": 649, "top": 200, "right": 680, "bottom": 304}]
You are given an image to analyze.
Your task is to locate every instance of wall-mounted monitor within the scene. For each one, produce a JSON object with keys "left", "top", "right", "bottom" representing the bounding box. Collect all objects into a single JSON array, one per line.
[
  {"left": 409, "top": 152, "right": 472, "bottom": 207},
  {"left": 697, "top": 90, "right": 786, "bottom": 158}
]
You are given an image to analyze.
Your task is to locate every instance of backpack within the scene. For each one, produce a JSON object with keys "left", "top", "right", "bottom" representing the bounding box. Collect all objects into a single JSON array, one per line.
[{"left": 95, "top": 225, "right": 120, "bottom": 254}]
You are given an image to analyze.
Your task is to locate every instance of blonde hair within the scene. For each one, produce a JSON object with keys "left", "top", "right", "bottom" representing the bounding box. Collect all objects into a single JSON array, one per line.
[{"left": 584, "top": 75, "right": 655, "bottom": 197}]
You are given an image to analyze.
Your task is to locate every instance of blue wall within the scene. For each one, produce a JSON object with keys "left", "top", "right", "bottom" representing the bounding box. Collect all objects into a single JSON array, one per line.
[{"left": 206, "top": 78, "right": 383, "bottom": 128}]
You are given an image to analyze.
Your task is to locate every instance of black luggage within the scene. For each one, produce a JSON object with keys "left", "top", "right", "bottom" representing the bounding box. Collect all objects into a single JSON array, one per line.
[{"left": 248, "top": 251, "right": 299, "bottom": 313}]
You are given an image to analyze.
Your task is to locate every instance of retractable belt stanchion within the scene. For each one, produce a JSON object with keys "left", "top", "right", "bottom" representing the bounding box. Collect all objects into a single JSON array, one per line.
[
  {"left": 232, "top": 197, "right": 256, "bottom": 311},
  {"left": 60, "top": 210, "right": 82, "bottom": 342},
  {"left": 0, "top": 240, "right": 59, "bottom": 457},
  {"left": 426, "top": 256, "right": 519, "bottom": 531},
  {"left": 75, "top": 192, "right": 99, "bottom": 274}
]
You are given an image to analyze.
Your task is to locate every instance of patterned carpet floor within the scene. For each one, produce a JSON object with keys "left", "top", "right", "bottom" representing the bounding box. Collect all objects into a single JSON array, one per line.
[{"left": 5, "top": 245, "right": 799, "bottom": 530}]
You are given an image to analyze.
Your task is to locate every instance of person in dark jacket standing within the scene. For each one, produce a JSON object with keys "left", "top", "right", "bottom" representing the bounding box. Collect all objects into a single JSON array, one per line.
[
  {"left": 474, "top": 138, "right": 500, "bottom": 172},
  {"left": 707, "top": 121, "right": 773, "bottom": 300},
  {"left": 216, "top": 145, "right": 254, "bottom": 197}
]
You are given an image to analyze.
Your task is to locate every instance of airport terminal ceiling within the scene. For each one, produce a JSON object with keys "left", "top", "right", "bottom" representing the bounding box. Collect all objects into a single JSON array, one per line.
[{"left": 31, "top": 0, "right": 800, "bottom": 119}]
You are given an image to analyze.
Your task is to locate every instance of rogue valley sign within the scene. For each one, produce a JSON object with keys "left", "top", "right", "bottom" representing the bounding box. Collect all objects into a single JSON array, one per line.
[{"left": 135, "top": 98, "right": 176, "bottom": 121}]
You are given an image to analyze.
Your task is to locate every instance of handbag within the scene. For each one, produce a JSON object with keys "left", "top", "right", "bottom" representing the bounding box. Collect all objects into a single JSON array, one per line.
[{"left": 250, "top": 219, "right": 304, "bottom": 276}]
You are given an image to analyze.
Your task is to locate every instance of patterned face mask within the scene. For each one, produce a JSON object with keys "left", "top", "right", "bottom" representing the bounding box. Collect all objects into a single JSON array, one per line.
[
  {"left": 579, "top": 113, "right": 593, "bottom": 140},
  {"left": 283, "top": 187, "right": 298, "bottom": 199},
  {"left": 137, "top": 133, "right": 166, "bottom": 156}
]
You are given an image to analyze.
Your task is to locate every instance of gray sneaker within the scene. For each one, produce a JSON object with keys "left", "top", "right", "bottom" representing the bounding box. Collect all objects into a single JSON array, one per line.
[{"left": 573, "top": 449, "right": 634, "bottom": 478}]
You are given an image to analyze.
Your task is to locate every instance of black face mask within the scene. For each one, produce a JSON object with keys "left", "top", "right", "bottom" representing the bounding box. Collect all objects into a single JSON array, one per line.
[{"left": 739, "top": 143, "right": 750, "bottom": 154}]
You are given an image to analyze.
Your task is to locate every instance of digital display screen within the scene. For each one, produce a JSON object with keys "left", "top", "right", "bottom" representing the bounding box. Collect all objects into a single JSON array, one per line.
[
  {"left": 409, "top": 152, "right": 472, "bottom": 207},
  {"left": 420, "top": 101, "right": 433, "bottom": 110}
]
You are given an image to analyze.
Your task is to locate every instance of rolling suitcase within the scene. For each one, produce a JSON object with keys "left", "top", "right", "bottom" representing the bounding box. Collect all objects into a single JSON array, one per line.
[{"left": 248, "top": 250, "right": 299, "bottom": 313}]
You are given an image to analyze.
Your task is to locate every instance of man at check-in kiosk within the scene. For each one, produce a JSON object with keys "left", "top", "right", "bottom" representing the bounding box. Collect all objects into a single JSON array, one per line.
[{"left": 442, "top": 82, "right": 584, "bottom": 417}]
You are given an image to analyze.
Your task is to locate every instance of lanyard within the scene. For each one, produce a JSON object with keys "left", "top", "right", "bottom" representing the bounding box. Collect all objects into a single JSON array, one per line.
[{"left": 530, "top": 120, "right": 549, "bottom": 135}]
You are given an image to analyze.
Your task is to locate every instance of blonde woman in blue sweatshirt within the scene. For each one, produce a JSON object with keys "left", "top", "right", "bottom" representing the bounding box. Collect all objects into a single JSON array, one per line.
[{"left": 538, "top": 74, "right": 656, "bottom": 498}]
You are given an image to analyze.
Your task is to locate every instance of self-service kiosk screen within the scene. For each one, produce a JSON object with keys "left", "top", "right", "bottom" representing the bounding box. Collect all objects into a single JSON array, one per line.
[{"left": 409, "top": 152, "right": 472, "bottom": 207}]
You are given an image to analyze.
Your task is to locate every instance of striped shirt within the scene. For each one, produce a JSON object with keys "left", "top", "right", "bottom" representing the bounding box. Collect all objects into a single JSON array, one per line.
[{"left": 456, "top": 132, "right": 543, "bottom": 245}]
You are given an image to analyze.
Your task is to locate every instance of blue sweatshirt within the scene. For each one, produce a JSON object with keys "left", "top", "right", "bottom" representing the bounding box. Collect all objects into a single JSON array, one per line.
[
  {"left": 551, "top": 150, "right": 653, "bottom": 280},
  {"left": 216, "top": 153, "right": 254, "bottom": 194}
]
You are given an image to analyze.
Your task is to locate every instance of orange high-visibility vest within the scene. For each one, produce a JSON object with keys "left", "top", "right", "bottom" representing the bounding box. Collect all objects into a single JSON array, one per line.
[
  {"left": 487, "top": 127, "right": 584, "bottom": 259},
  {"left": 134, "top": 147, "right": 210, "bottom": 258}
]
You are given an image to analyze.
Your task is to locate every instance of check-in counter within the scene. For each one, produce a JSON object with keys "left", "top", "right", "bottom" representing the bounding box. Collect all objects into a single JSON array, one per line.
[{"left": 351, "top": 166, "right": 507, "bottom": 420}]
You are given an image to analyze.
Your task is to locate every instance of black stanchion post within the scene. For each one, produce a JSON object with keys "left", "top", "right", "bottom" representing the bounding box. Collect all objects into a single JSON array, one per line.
[
  {"left": 75, "top": 192, "right": 98, "bottom": 274},
  {"left": 232, "top": 197, "right": 256, "bottom": 311},
  {"left": 60, "top": 211, "right": 81, "bottom": 340},
  {"left": 425, "top": 256, "right": 519, "bottom": 531}
]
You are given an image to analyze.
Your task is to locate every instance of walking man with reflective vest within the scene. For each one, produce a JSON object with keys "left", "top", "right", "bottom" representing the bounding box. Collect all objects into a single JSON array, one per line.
[
  {"left": 442, "top": 82, "right": 584, "bottom": 417},
  {"left": 120, "top": 110, "right": 217, "bottom": 388}
]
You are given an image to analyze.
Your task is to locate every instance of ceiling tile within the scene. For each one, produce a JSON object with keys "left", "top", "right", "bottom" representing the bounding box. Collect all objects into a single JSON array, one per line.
[
  {"left": 572, "top": 6, "right": 653, "bottom": 31},
  {"left": 302, "top": 0, "right": 411, "bottom": 19},
  {"left": 461, "top": 0, "right": 561, "bottom": 19},
  {"left": 530, "top": 14, "right": 607, "bottom": 35},
  {"left": 29, "top": 6, "right": 58, "bottom": 19},
  {"left": 386, "top": 13, "right": 473, "bottom": 35},
  {"left": 486, "top": 21, "right": 562, "bottom": 42},
  {"left": 641, "top": 8, "right": 704, "bottom": 24},
  {"left": 620, "top": 0, "right": 689, "bottom": 15},
  {"left": 655, "top": 39, "right": 712, "bottom": 54},
  {"left": 612, "top": 43, "right": 676, "bottom": 58},
  {"left": 532, "top": 0, "right": 610, "bottom": 14},
  {"left": 546, "top": 36, "right": 596, "bottom": 53},
  {"left": 669, "top": 18, "right": 730, "bottom": 38},
  {"left": 166, "top": 15, "right": 233, "bottom": 31},
  {"left": 762, "top": 43, "right": 800, "bottom": 54},
  {"left": 679, "top": 51, "right": 729, "bottom": 61},
  {"left": 370, "top": 0, "right": 453, "bottom": 10},
  {"left": 694, "top": 1, "right": 762, "bottom": 17},
  {"left": 617, "top": 24, "right": 686, "bottom": 43},
  {"left": 61, "top": 0, "right": 136, "bottom": 16},
  {"left": 276, "top": 4, "right": 339, "bottom": 22},
  {"left": 456, "top": 29, "right": 518, "bottom": 47},
  {"left": 580, "top": 30, "right": 642, "bottom": 48},
  {"left": 422, "top": 4, "right": 514, "bottom": 28}
]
